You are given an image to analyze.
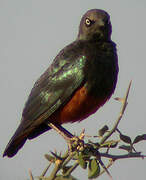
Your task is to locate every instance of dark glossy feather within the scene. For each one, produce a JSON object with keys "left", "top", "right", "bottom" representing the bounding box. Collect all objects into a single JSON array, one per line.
[
  {"left": 3, "top": 41, "right": 87, "bottom": 157},
  {"left": 3, "top": 9, "right": 119, "bottom": 158}
]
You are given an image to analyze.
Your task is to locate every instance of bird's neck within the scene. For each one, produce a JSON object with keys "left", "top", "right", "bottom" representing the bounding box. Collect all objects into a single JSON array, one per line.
[{"left": 78, "top": 32, "right": 111, "bottom": 42}]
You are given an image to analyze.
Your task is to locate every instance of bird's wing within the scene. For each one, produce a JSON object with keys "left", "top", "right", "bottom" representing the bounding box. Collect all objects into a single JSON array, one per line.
[
  {"left": 3, "top": 43, "right": 87, "bottom": 157},
  {"left": 20, "top": 51, "right": 86, "bottom": 133}
]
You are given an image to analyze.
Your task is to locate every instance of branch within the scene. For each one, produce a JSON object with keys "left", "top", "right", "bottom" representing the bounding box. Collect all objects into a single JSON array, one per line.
[
  {"left": 100, "top": 152, "right": 146, "bottom": 161},
  {"left": 31, "top": 81, "right": 146, "bottom": 180},
  {"left": 99, "top": 80, "right": 132, "bottom": 145},
  {"left": 29, "top": 169, "right": 34, "bottom": 180}
]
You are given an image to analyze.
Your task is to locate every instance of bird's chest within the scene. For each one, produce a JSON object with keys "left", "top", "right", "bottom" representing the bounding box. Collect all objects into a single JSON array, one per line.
[
  {"left": 50, "top": 85, "right": 110, "bottom": 124},
  {"left": 49, "top": 43, "right": 118, "bottom": 124},
  {"left": 85, "top": 52, "right": 117, "bottom": 99}
]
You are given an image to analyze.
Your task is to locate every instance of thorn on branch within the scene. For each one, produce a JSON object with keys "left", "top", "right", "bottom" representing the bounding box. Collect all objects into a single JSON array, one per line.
[{"left": 29, "top": 169, "right": 34, "bottom": 180}]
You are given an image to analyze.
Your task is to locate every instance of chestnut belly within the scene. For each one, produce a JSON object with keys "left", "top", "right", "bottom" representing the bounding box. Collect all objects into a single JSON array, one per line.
[{"left": 49, "top": 86, "right": 110, "bottom": 124}]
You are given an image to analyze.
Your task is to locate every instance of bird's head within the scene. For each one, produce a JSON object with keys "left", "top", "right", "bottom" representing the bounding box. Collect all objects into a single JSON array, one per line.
[{"left": 78, "top": 9, "right": 112, "bottom": 41}]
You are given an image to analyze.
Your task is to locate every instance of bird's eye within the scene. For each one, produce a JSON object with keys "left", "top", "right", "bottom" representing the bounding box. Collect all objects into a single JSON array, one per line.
[{"left": 85, "top": 18, "right": 92, "bottom": 27}]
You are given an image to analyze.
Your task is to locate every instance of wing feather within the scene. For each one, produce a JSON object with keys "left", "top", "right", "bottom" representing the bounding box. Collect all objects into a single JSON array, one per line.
[
  {"left": 3, "top": 42, "right": 87, "bottom": 157},
  {"left": 21, "top": 48, "right": 86, "bottom": 131}
]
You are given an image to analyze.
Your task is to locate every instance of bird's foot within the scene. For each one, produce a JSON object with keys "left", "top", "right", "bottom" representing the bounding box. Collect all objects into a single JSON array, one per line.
[
  {"left": 66, "top": 129, "right": 85, "bottom": 154},
  {"left": 47, "top": 122, "right": 85, "bottom": 154}
]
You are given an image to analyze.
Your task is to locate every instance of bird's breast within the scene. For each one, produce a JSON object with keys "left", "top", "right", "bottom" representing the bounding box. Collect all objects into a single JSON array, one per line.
[
  {"left": 49, "top": 85, "right": 110, "bottom": 124},
  {"left": 49, "top": 41, "right": 118, "bottom": 125}
]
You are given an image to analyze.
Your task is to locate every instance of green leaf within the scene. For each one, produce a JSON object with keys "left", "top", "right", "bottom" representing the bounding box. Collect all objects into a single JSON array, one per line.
[
  {"left": 81, "top": 145, "right": 93, "bottom": 158},
  {"left": 133, "top": 134, "right": 146, "bottom": 144},
  {"left": 78, "top": 153, "right": 87, "bottom": 169},
  {"left": 120, "top": 134, "right": 132, "bottom": 144},
  {"left": 101, "top": 140, "right": 118, "bottom": 148},
  {"left": 119, "top": 145, "right": 131, "bottom": 152},
  {"left": 88, "top": 159, "right": 100, "bottom": 179},
  {"left": 98, "top": 125, "right": 109, "bottom": 136}
]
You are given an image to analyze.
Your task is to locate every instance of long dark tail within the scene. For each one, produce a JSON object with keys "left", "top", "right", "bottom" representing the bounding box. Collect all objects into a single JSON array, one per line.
[
  {"left": 3, "top": 125, "right": 29, "bottom": 158},
  {"left": 3, "top": 123, "right": 51, "bottom": 158}
]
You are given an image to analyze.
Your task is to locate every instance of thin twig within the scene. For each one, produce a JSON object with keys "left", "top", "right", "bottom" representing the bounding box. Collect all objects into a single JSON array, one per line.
[
  {"left": 98, "top": 159, "right": 113, "bottom": 180},
  {"left": 100, "top": 81, "right": 132, "bottom": 145},
  {"left": 48, "top": 159, "right": 62, "bottom": 180},
  {"left": 100, "top": 152, "right": 146, "bottom": 160},
  {"left": 99, "top": 160, "right": 113, "bottom": 177},
  {"left": 63, "top": 161, "right": 79, "bottom": 177},
  {"left": 29, "top": 169, "right": 34, "bottom": 180},
  {"left": 41, "top": 163, "right": 52, "bottom": 177},
  {"left": 62, "top": 152, "right": 76, "bottom": 167}
]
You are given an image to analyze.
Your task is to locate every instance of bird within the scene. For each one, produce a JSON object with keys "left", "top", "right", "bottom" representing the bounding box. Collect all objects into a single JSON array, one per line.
[{"left": 3, "top": 9, "right": 118, "bottom": 158}]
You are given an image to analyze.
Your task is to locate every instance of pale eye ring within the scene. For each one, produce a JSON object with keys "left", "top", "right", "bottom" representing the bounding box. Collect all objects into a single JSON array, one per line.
[{"left": 85, "top": 18, "right": 92, "bottom": 27}]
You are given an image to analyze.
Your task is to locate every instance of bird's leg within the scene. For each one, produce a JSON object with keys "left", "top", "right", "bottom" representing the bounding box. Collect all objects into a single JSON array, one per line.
[
  {"left": 47, "top": 122, "right": 84, "bottom": 153},
  {"left": 48, "top": 122, "right": 73, "bottom": 139}
]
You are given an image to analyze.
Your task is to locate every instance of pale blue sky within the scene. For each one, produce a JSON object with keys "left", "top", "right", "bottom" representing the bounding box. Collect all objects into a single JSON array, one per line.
[{"left": 0, "top": 1, "right": 146, "bottom": 180}]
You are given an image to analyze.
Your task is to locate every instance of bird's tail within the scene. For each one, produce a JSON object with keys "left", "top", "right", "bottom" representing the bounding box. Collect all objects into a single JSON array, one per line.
[
  {"left": 3, "top": 122, "right": 51, "bottom": 158},
  {"left": 3, "top": 123, "right": 31, "bottom": 158}
]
